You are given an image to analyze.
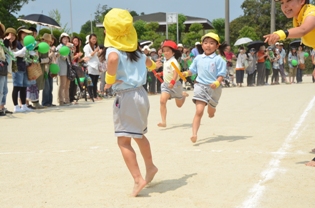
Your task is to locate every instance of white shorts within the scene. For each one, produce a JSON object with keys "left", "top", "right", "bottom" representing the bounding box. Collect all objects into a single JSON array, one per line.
[
  {"left": 161, "top": 81, "right": 183, "bottom": 99},
  {"left": 192, "top": 83, "right": 222, "bottom": 108}
]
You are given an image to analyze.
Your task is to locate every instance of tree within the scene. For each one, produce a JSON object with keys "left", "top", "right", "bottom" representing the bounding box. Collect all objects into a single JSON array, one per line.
[
  {"left": 182, "top": 23, "right": 203, "bottom": 47},
  {"left": 0, "top": 0, "right": 35, "bottom": 28},
  {"left": 141, "top": 22, "right": 163, "bottom": 49},
  {"left": 48, "top": 9, "right": 70, "bottom": 33},
  {"left": 134, "top": 20, "right": 147, "bottom": 40},
  {"left": 212, "top": 18, "right": 225, "bottom": 43},
  {"left": 238, "top": 26, "right": 259, "bottom": 41}
]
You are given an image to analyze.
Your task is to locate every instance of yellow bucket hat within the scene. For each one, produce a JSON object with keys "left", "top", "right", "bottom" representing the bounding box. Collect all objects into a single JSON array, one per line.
[
  {"left": 103, "top": 8, "right": 138, "bottom": 52},
  {"left": 201, "top": 32, "right": 220, "bottom": 44}
]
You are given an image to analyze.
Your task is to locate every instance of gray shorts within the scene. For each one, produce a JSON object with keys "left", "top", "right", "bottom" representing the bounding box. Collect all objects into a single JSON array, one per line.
[
  {"left": 192, "top": 83, "right": 222, "bottom": 108},
  {"left": 113, "top": 86, "right": 149, "bottom": 139},
  {"left": 161, "top": 81, "right": 183, "bottom": 99}
]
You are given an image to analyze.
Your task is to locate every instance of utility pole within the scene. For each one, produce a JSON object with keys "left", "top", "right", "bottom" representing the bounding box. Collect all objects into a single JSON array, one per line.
[
  {"left": 70, "top": 0, "right": 73, "bottom": 36},
  {"left": 225, "top": 0, "right": 230, "bottom": 44},
  {"left": 271, "top": 0, "right": 276, "bottom": 33}
]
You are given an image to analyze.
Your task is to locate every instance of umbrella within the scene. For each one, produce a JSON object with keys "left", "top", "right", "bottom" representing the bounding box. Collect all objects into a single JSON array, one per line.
[
  {"left": 289, "top": 39, "right": 303, "bottom": 48},
  {"left": 247, "top": 40, "right": 265, "bottom": 52},
  {"left": 234, "top": 37, "right": 253, "bottom": 46},
  {"left": 18, "top": 14, "right": 61, "bottom": 29}
]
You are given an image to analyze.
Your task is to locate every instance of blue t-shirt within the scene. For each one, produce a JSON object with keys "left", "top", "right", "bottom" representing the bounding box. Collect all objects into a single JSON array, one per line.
[
  {"left": 189, "top": 53, "right": 226, "bottom": 85},
  {"left": 106, "top": 47, "right": 147, "bottom": 91}
]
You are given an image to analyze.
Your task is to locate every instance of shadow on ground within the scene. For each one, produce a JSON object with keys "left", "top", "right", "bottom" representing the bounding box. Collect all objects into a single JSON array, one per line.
[
  {"left": 193, "top": 135, "right": 252, "bottom": 146},
  {"left": 140, "top": 173, "right": 197, "bottom": 197},
  {"left": 161, "top": 123, "right": 192, "bottom": 130}
]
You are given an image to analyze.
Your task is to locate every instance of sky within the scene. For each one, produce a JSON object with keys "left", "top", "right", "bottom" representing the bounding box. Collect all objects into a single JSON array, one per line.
[{"left": 18, "top": 0, "right": 245, "bottom": 33}]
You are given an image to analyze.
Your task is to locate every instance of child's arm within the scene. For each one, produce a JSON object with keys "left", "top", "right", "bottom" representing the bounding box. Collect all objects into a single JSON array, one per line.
[{"left": 104, "top": 52, "right": 119, "bottom": 90}]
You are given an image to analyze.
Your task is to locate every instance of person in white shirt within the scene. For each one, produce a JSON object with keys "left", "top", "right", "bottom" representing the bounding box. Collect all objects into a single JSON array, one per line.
[{"left": 83, "top": 34, "right": 100, "bottom": 100}]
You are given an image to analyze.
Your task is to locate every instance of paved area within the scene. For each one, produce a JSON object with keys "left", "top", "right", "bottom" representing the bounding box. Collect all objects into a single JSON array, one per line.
[{"left": 1, "top": 76, "right": 315, "bottom": 208}]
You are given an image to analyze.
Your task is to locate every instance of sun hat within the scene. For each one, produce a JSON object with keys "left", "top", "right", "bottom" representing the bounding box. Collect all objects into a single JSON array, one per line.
[
  {"left": 41, "top": 33, "right": 53, "bottom": 43},
  {"left": 59, "top": 32, "right": 70, "bottom": 42},
  {"left": 17, "top": 26, "right": 32, "bottom": 34},
  {"left": 195, "top": 42, "right": 201, "bottom": 46},
  {"left": 150, "top": 48, "right": 157, "bottom": 53},
  {"left": 279, "top": 42, "right": 284, "bottom": 46},
  {"left": 0, "top": 22, "right": 5, "bottom": 34},
  {"left": 4, "top": 28, "right": 17, "bottom": 37},
  {"left": 103, "top": 8, "right": 138, "bottom": 52},
  {"left": 177, "top": 43, "right": 184, "bottom": 48},
  {"left": 275, "top": 42, "right": 279, "bottom": 45},
  {"left": 162, "top": 40, "right": 178, "bottom": 50},
  {"left": 250, "top": 48, "right": 256, "bottom": 52},
  {"left": 85, "top": 35, "right": 90, "bottom": 44},
  {"left": 201, "top": 32, "right": 220, "bottom": 44}
]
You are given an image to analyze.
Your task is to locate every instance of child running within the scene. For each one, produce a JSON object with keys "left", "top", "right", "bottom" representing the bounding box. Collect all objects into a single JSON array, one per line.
[
  {"left": 103, "top": 8, "right": 160, "bottom": 196},
  {"left": 156, "top": 40, "right": 188, "bottom": 127},
  {"left": 182, "top": 33, "right": 227, "bottom": 143}
]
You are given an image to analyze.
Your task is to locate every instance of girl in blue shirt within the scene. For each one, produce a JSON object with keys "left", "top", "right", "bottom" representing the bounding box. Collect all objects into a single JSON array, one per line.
[
  {"left": 183, "top": 32, "right": 227, "bottom": 143},
  {"left": 103, "top": 8, "right": 161, "bottom": 197}
]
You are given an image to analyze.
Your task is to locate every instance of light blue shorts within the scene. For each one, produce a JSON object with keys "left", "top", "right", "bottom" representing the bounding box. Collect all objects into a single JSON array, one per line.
[{"left": 12, "top": 71, "right": 30, "bottom": 87}]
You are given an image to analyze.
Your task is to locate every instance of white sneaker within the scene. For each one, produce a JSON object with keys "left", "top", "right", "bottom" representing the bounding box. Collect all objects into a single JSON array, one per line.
[
  {"left": 21, "top": 105, "right": 34, "bottom": 112},
  {"left": 14, "top": 106, "right": 25, "bottom": 113}
]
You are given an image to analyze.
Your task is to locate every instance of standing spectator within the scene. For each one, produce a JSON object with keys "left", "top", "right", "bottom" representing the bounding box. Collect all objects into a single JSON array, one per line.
[
  {"left": 28, "top": 27, "right": 37, "bottom": 38},
  {"left": 287, "top": 47, "right": 298, "bottom": 84},
  {"left": 271, "top": 48, "right": 281, "bottom": 85},
  {"left": 191, "top": 42, "right": 201, "bottom": 58},
  {"left": 256, "top": 46, "right": 267, "bottom": 86},
  {"left": 0, "top": 22, "right": 7, "bottom": 116},
  {"left": 12, "top": 27, "right": 33, "bottom": 112},
  {"left": 224, "top": 45, "right": 236, "bottom": 86},
  {"left": 246, "top": 48, "right": 257, "bottom": 87},
  {"left": 83, "top": 34, "right": 101, "bottom": 100},
  {"left": 264, "top": 47, "right": 273, "bottom": 85},
  {"left": 235, "top": 46, "right": 247, "bottom": 87},
  {"left": 42, "top": 34, "right": 57, "bottom": 107},
  {"left": 156, "top": 48, "right": 163, "bottom": 93},
  {"left": 56, "top": 33, "right": 72, "bottom": 106},
  {"left": 278, "top": 43, "right": 289, "bottom": 83},
  {"left": 296, "top": 45, "right": 305, "bottom": 83},
  {"left": 148, "top": 48, "right": 158, "bottom": 94},
  {"left": 141, "top": 45, "right": 150, "bottom": 92},
  {"left": 1, "top": 27, "right": 17, "bottom": 115},
  {"left": 69, "top": 36, "right": 83, "bottom": 104}
]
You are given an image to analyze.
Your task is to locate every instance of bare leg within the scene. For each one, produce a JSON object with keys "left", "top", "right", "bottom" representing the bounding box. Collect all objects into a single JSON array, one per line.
[
  {"left": 191, "top": 100, "right": 206, "bottom": 143},
  {"left": 175, "top": 92, "right": 189, "bottom": 108},
  {"left": 134, "top": 136, "right": 158, "bottom": 183},
  {"left": 158, "top": 92, "right": 170, "bottom": 127},
  {"left": 306, "top": 158, "right": 315, "bottom": 167},
  {"left": 117, "top": 136, "right": 147, "bottom": 197},
  {"left": 207, "top": 105, "right": 216, "bottom": 118}
]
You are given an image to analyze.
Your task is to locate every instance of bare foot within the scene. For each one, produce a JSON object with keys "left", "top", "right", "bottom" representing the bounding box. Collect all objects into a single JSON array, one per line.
[
  {"left": 131, "top": 178, "right": 147, "bottom": 197},
  {"left": 145, "top": 166, "right": 158, "bottom": 183},
  {"left": 182, "top": 92, "right": 189, "bottom": 97},
  {"left": 208, "top": 108, "right": 216, "bottom": 118},
  {"left": 311, "top": 148, "right": 315, "bottom": 153},
  {"left": 157, "top": 122, "right": 166, "bottom": 127},
  {"left": 305, "top": 160, "right": 315, "bottom": 167},
  {"left": 190, "top": 135, "right": 197, "bottom": 143}
]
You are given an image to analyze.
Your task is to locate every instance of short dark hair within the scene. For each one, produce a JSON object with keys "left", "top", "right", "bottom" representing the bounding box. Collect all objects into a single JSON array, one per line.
[{"left": 28, "top": 26, "right": 37, "bottom": 32}]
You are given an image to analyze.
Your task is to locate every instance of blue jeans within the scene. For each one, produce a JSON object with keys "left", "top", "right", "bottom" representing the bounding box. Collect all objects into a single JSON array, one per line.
[
  {"left": 296, "top": 68, "right": 303, "bottom": 83},
  {"left": 0, "top": 76, "right": 5, "bottom": 105},
  {"left": 1, "top": 76, "right": 8, "bottom": 105},
  {"left": 42, "top": 75, "right": 53, "bottom": 106}
]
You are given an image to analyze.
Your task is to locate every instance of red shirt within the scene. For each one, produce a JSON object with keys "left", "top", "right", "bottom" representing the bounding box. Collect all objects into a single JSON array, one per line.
[
  {"left": 224, "top": 51, "right": 234, "bottom": 62},
  {"left": 257, "top": 51, "right": 266, "bottom": 63}
]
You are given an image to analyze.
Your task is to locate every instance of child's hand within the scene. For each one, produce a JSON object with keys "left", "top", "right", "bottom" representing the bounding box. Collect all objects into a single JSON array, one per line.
[
  {"left": 104, "top": 84, "right": 112, "bottom": 90},
  {"left": 210, "top": 83, "right": 216, "bottom": 89},
  {"left": 155, "top": 72, "right": 161, "bottom": 77},
  {"left": 156, "top": 61, "right": 162, "bottom": 69},
  {"left": 168, "top": 83, "right": 174, "bottom": 88}
]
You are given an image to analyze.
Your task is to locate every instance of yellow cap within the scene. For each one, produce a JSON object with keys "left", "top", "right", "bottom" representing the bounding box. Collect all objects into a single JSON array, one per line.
[
  {"left": 201, "top": 32, "right": 220, "bottom": 44},
  {"left": 103, "top": 8, "right": 138, "bottom": 52}
]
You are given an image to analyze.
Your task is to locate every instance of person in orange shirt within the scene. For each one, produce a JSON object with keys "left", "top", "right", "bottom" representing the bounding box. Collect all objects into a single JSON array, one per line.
[{"left": 256, "top": 46, "right": 267, "bottom": 86}]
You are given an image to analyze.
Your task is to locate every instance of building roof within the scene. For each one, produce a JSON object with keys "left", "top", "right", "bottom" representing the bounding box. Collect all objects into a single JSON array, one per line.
[{"left": 96, "top": 12, "right": 213, "bottom": 32}]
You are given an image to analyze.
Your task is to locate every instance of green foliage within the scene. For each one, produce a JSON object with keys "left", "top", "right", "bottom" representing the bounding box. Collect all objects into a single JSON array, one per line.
[
  {"left": 238, "top": 26, "right": 259, "bottom": 41},
  {"left": 38, "top": 28, "right": 51, "bottom": 37},
  {"left": 134, "top": 20, "right": 147, "bottom": 39},
  {"left": 182, "top": 23, "right": 203, "bottom": 47},
  {"left": 0, "top": 0, "right": 35, "bottom": 28},
  {"left": 211, "top": 18, "right": 225, "bottom": 43}
]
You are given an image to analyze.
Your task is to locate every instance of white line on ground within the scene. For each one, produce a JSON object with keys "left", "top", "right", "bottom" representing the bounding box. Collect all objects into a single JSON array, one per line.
[{"left": 239, "top": 95, "right": 315, "bottom": 208}]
